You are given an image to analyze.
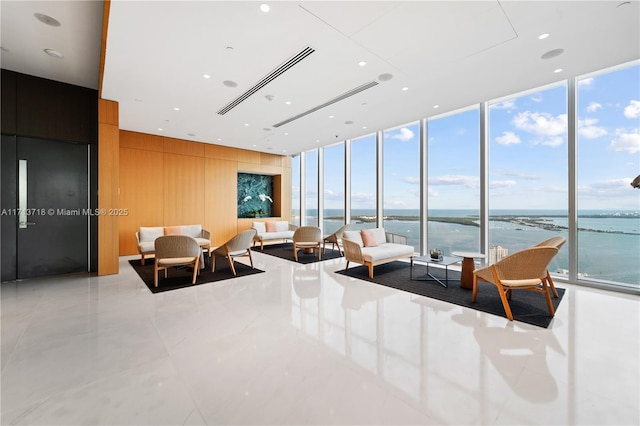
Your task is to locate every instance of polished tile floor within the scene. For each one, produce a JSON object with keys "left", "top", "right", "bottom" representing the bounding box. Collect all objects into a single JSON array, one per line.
[{"left": 2, "top": 251, "right": 639, "bottom": 425}]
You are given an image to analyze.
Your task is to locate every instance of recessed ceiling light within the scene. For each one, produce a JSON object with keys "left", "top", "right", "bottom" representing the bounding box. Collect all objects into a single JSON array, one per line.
[
  {"left": 316, "top": 140, "right": 320, "bottom": 143},
  {"left": 244, "top": 123, "right": 249, "bottom": 127},
  {"left": 362, "top": 126, "right": 367, "bottom": 129},
  {"left": 173, "top": 107, "right": 180, "bottom": 111},
  {"left": 217, "top": 138, "right": 222, "bottom": 141},
  {"left": 434, "top": 105, "right": 440, "bottom": 109},
  {"left": 223, "top": 80, "right": 238, "bottom": 88},
  {"left": 358, "top": 61, "right": 367, "bottom": 67},
  {"left": 260, "top": 3, "right": 270, "bottom": 12},
  {"left": 158, "top": 128, "right": 163, "bottom": 131},
  {"left": 203, "top": 74, "right": 210, "bottom": 79},
  {"left": 554, "top": 68, "right": 563, "bottom": 73},
  {"left": 401, "top": 87, "right": 409, "bottom": 91},
  {"left": 378, "top": 73, "right": 393, "bottom": 81},
  {"left": 34, "top": 12, "right": 61, "bottom": 27},
  {"left": 538, "top": 33, "right": 550, "bottom": 40},
  {"left": 285, "top": 101, "right": 291, "bottom": 105},
  {"left": 284, "top": 133, "right": 289, "bottom": 136},
  {"left": 44, "top": 48, "right": 63, "bottom": 58},
  {"left": 541, "top": 48, "right": 564, "bottom": 60}
]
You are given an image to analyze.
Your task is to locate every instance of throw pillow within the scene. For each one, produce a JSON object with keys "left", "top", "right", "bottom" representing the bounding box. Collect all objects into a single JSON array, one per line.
[
  {"left": 164, "top": 226, "right": 182, "bottom": 235},
  {"left": 361, "top": 229, "right": 378, "bottom": 247},
  {"left": 265, "top": 221, "right": 277, "bottom": 232}
]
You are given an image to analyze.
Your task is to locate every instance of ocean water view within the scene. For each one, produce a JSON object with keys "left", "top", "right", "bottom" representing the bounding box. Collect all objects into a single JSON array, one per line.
[{"left": 298, "top": 209, "right": 640, "bottom": 287}]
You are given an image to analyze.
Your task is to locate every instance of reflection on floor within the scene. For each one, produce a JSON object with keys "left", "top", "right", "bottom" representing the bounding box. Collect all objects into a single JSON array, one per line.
[{"left": 2, "top": 252, "right": 639, "bottom": 425}]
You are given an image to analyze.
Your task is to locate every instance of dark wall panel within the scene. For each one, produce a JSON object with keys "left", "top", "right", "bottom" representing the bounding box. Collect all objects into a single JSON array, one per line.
[
  {"left": 1, "top": 70, "right": 17, "bottom": 134},
  {"left": 15, "top": 72, "right": 98, "bottom": 144}
]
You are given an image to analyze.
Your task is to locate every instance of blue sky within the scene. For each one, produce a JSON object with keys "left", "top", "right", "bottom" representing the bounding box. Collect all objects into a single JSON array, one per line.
[{"left": 302, "top": 62, "right": 640, "bottom": 212}]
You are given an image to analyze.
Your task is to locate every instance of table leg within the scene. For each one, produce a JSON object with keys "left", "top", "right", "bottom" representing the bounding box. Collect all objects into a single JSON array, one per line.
[{"left": 460, "top": 257, "right": 475, "bottom": 289}]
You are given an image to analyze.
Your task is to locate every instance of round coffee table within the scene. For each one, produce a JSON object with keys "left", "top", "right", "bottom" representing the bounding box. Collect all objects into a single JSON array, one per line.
[{"left": 452, "top": 251, "right": 485, "bottom": 290}]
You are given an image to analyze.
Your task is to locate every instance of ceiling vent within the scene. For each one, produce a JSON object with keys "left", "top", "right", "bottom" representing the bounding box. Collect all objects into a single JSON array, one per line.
[
  {"left": 273, "top": 81, "right": 379, "bottom": 128},
  {"left": 217, "top": 46, "right": 315, "bottom": 115}
]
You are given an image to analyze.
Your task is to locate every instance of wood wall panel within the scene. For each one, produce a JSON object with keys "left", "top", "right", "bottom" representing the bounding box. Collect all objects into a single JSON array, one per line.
[
  {"left": 237, "top": 149, "right": 261, "bottom": 164},
  {"left": 119, "top": 148, "right": 164, "bottom": 255},
  {"left": 118, "top": 130, "right": 291, "bottom": 256},
  {"left": 120, "top": 130, "right": 163, "bottom": 152},
  {"left": 204, "top": 158, "right": 239, "bottom": 246},
  {"left": 261, "top": 153, "right": 284, "bottom": 167},
  {"left": 204, "top": 144, "right": 238, "bottom": 161},
  {"left": 164, "top": 137, "right": 205, "bottom": 157},
  {"left": 163, "top": 153, "right": 205, "bottom": 226},
  {"left": 98, "top": 99, "right": 120, "bottom": 275}
]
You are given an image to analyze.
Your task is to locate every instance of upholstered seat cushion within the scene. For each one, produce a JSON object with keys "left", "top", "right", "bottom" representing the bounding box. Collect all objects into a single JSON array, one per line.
[
  {"left": 138, "top": 241, "right": 155, "bottom": 254},
  {"left": 361, "top": 243, "right": 414, "bottom": 263}
]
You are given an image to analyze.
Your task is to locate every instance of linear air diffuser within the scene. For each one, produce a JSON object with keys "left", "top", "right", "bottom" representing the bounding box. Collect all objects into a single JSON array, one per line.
[{"left": 217, "top": 46, "right": 315, "bottom": 115}]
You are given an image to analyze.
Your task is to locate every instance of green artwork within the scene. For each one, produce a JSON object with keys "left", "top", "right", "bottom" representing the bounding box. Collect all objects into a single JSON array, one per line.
[{"left": 237, "top": 173, "right": 274, "bottom": 218}]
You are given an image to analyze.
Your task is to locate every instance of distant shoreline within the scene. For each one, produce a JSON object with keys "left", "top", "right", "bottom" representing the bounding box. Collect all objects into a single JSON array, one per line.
[{"left": 323, "top": 215, "right": 640, "bottom": 236}]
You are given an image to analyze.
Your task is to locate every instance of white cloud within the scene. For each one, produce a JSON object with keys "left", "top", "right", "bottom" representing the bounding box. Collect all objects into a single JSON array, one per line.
[
  {"left": 624, "top": 100, "right": 640, "bottom": 119},
  {"left": 513, "top": 111, "right": 567, "bottom": 136},
  {"left": 502, "top": 172, "right": 540, "bottom": 180},
  {"left": 495, "top": 131, "right": 520, "bottom": 145},
  {"left": 404, "top": 176, "right": 420, "bottom": 184},
  {"left": 490, "top": 100, "right": 516, "bottom": 110},
  {"left": 578, "top": 77, "right": 594, "bottom": 87},
  {"left": 589, "top": 178, "right": 636, "bottom": 190},
  {"left": 429, "top": 175, "right": 479, "bottom": 188},
  {"left": 530, "top": 93, "right": 543, "bottom": 103},
  {"left": 490, "top": 180, "right": 517, "bottom": 188},
  {"left": 578, "top": 118, "right": 607, "bottom": 139},
  {"left": 586, "top": 102, "right": 603, "bottom": 113},
  {"left": 610, "top": 129, "right": 640, "bottom": 154},
  {"left": 388, "top": 127, "right": 414, "bottom": 141}
]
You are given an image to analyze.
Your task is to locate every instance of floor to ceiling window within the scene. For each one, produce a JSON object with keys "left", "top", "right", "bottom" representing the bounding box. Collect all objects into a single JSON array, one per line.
[
  {"left": 291, "top": 154, "right": 300, "bottom": 227},
  {"left": 427, "top": 108, "right": 480, "bottom": 256},
  {"left": 323, "top": 142, "right": 345, "bottom": 235},
  {"left": 488, "top": 84, "right": 569, "bottom": 273},
  {"left": 350, "top": 134, "right": 378, "bottom": 230},
  {"left": 382, "top": 122, "right": 420, "bottom": 250},
  {"left": 305, "top": 149, "right": 318, "bottom": 227},
  {"left": 576, "top": 63, "right": 640, "bottom": 288}
]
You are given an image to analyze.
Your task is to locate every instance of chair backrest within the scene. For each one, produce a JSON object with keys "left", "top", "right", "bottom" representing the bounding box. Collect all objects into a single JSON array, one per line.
[
  {"left": 493, "top": 246, "right": 559, "bottom": 280},
  {"left": 333, "top": 223, "right": 353, "bottom": 239},
  {"left": 293, "top": 226, "right": 322, "bottom": 242},
  {"left": 154, "top": 235, "right": 200, "bottom": 259},
  {"left": 534, "top": 236, "right": 566, "bottom": 250},
  {"left": 226, "top": 229, "right": 257, "bottom": 251}
]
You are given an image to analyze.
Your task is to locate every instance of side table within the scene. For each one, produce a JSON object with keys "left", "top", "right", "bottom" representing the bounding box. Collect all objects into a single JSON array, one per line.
[
  {"left": 452, "top": 251, "right": 485, "bottom": 290},
  {"left": 410, "top": 255, "right": 461, "bottom": 288}
]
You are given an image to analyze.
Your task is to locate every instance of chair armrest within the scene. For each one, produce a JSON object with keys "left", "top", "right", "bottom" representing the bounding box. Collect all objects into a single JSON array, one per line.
[
  {"left": 385, "top": 232, "right": 408, "bottom": 245},
  {"left": 136, "top": 231, "right": 141, "bottom": 246},
  {"left": 342, "top": 238, "right": 364, "bottom": 263},
  {"left": 201, "top": 229, "right": 211, "bottom": 240}
]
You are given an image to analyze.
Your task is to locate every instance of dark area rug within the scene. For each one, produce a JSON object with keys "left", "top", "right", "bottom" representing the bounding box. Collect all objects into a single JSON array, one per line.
[
  {"left": 335, "top": 261, "right": 565, "bottom": 328},
  {"left": 251, "top": 242, "right": 343, "bottom": 264},
  {"left": 129, "top": 256, "right": 264, "bottom": 294}
]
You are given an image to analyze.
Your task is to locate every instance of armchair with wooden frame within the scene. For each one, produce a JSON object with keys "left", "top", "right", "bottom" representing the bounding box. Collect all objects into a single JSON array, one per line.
[
  {"left": 472, "top": 246, "right": 559, "bottom": 321},
  {"left": 153, "top": 235, "right": 201, "bottom": 287},
  {"left": 211, "top": 229, "right": 257, "bottom": 276},
  {"left": 292, "top": 226, "right": 322, "bottom": 262}
]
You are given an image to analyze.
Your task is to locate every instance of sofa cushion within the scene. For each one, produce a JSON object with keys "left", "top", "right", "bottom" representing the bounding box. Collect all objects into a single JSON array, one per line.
[
  {"left": 265, "top": 221, "right": 278, "bottom": 232},
  {"left": 180, "top": 224, "right": 203, "bottom": 238},
  {"left": 343, "top": 230, "right": 364, "bottom": 247},
  {"left": 139, "top": 226, "right": 164, "bottom": 243},
  {"left": 275, "top": 221, "right": 289, "bottom": 232},
  {"left": 255, "top": 231, "right": 293, "bottom": 240},
  {"left": 361, "top": 243, "right": 414, "bottom": 262},
  {"left": 373, "top": 227, "right": 387, "bottom": 245},
  {"left": 138, "top": 241, "right": 155, "bottom": 253},
  {"left": 361, "top": 229, "right": 378, "bottom": 247},
  {"left": 252, "top": 222, "right": 266, "bottom": 234}
]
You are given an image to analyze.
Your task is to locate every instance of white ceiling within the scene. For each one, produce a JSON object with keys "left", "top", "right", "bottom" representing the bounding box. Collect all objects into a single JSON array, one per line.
[{"left": 1, "top": 1, "right": 639, "bottom": 156}]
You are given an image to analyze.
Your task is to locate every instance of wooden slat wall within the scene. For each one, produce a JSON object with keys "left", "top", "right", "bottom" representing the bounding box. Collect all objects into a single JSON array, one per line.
[
  {"left": 98, "top": 99, "right": 120, "bottom": 275},
  {"left": 118, "top": 130, "right": 292, "bottom": 254}
]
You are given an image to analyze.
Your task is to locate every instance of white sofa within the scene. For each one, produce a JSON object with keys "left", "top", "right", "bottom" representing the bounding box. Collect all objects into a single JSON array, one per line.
[
  {"left": 342, "top": 228, "right": 414, "bottom": 278},
  {"left": 251, "top": 221, "right": 298, "bottom": 250},
  {"left": 136, "top": 224, "right": 211, "bottom": 265}
]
